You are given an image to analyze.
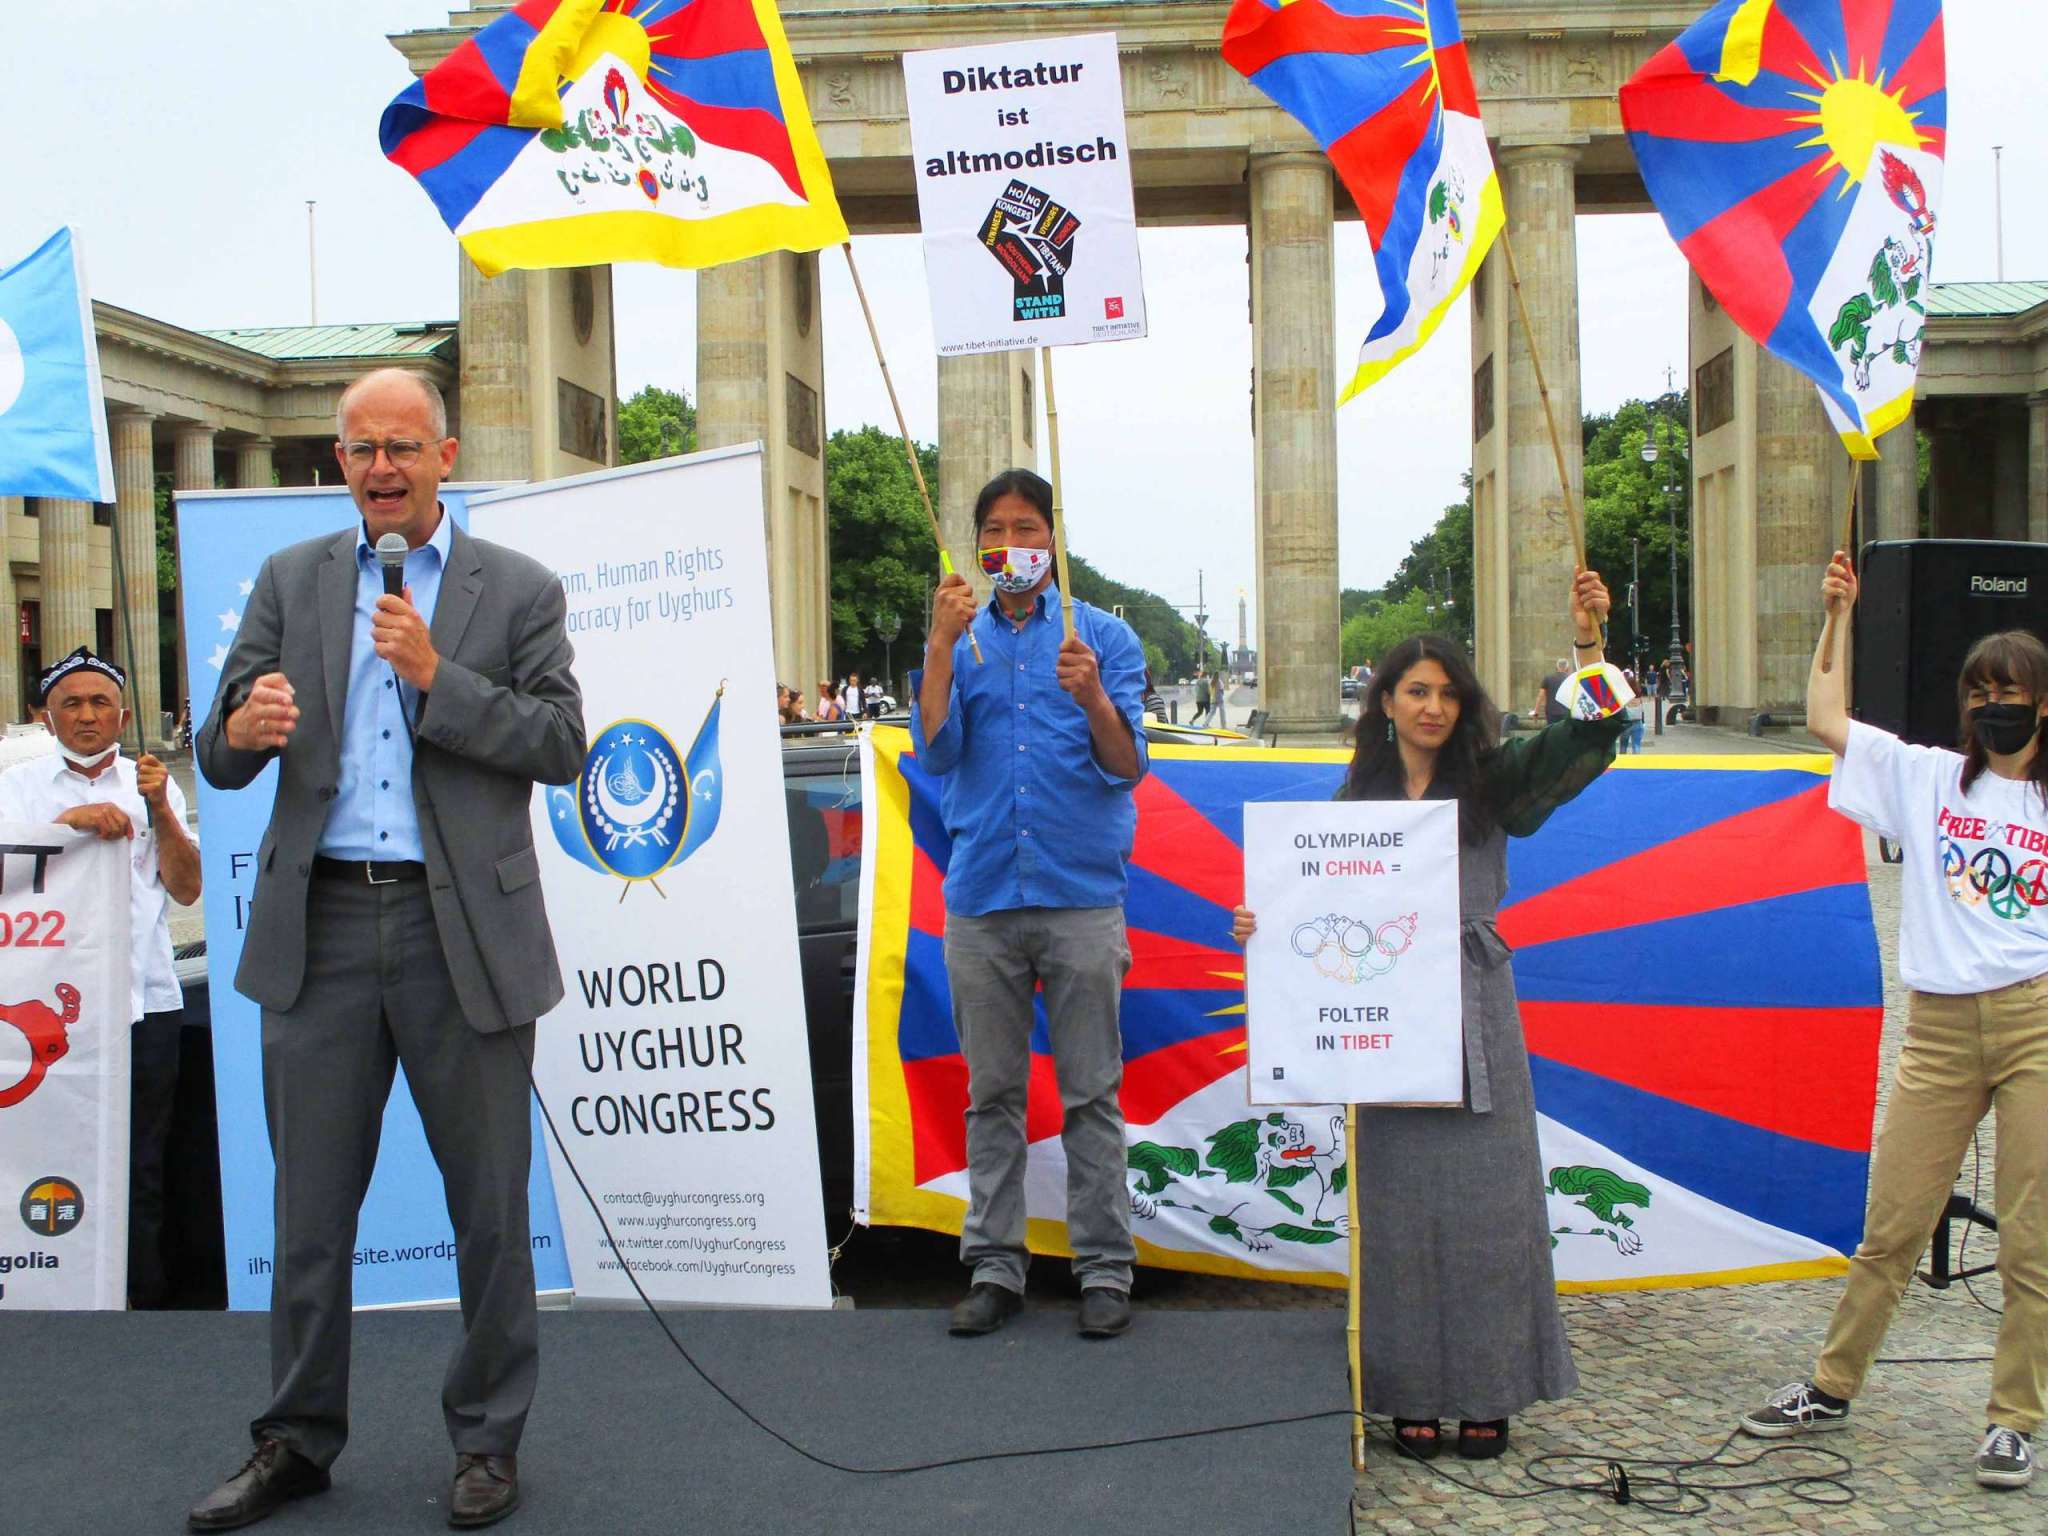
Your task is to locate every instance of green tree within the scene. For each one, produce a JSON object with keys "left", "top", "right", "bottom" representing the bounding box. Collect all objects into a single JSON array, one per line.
[
  {"left": 617, "top": 385, "right": 697, "bottom": 464},
  {"left": 1340, "top": 589, "right": 1435, "bottom": 669},
  {"left": 826, "top": 426, "right": 941, "bottom": 683},
  {"left": 1582, "top": 393, "right": 1691, "bottom": 671},
  {"left": 1063, "top": 553, "right": 1212, "bottom": 681}
]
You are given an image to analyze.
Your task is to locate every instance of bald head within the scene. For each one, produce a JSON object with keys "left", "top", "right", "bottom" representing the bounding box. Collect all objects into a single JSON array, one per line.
[{"left": 336, "top": 368, "right": 447, "bottom": 441}]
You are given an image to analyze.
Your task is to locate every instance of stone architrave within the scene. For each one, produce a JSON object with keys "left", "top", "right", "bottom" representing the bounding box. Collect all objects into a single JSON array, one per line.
[
  {"left": 35, "top": 497, "right": 96, "bottom": 663},
  {"left": 937, "top": 350, "right": 1038, "bottom": 601},
  {"left": 1493, "top": 143, "right": 1584, "bottom": 722},
  {"left": 0, "top": 496, "right": 20, "bottom": 725},
  {"left": 112, "top": 410, "right": 163, "bottom": 741},
  {"left": 697, "top": 250, "right": 829, "bottom": 691},
  {"left": 1873, "top": 407, "right": 1918, "bottom": 543},
  {"left": 1249, "top": 151, "right": 1341, "bottom": 739}
]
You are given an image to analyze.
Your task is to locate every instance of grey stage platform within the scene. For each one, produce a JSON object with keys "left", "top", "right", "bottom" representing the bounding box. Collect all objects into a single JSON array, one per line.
[{"left": 6, "top": 1307, "right": 1355, "bottom": 1535}]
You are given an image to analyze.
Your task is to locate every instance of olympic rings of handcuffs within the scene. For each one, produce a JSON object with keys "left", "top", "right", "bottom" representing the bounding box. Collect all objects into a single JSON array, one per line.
[{"left": 1289, "top": 914, "right": 1416, "bottom": 982}]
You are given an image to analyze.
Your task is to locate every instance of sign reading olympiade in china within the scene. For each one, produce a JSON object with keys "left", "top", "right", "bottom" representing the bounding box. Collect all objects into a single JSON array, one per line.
[
  {"left": 1242, "top": 801, "right": 1464, "bottom": 1107},
  {"left": 903, "top": 32, "right": 1147, "bottom": 354}
]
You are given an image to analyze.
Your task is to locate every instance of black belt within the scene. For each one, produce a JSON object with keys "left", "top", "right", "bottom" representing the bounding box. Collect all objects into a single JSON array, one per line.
[{"left": 312, "top": 857, "right": 426, "bottom": 886}]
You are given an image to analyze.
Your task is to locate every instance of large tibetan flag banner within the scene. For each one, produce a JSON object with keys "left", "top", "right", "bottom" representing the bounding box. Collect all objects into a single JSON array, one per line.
[
  {"left": 1222, "top": 0, "right": 1503, "bottom": 405},
  {"left": 1620, "top": 1, "right": 1945, "bottom": 459},
  {"left": 856, "top": 731, "right": 1884, "bottom": 1290},
  {"left": 380, "top": 0, "right": 847, "bottom": 277}
]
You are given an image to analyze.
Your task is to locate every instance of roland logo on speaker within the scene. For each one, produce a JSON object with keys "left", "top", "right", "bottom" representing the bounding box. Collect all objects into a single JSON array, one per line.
[{"left": 1969, "top": 574, "right": 2029, "bottom": 597}]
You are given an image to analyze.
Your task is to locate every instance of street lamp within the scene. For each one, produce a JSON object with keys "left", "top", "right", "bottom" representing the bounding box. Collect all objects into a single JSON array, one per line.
[{"left": 1640, "top": 423, "right": 1684, "bottom": 693}]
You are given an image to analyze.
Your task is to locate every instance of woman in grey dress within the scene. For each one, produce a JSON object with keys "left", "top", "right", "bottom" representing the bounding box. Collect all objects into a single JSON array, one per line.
[{"left": 1233, "top": 569, "right": 1624, "bottom": 1462}]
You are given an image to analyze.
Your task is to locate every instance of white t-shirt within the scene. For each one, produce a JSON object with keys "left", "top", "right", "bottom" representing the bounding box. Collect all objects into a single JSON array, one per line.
[
  {"left": 0, "top": 750, "right": 194, "bottom": 1019},
  {"left": 1830, "top": 721, "right": 2048, "bottom": 995}
]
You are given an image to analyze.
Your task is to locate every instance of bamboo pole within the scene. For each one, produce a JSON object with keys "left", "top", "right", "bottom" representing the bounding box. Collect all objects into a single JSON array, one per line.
[
  {"left": 1345, "top": 1102, "right": 1365, "bottom": 1473},
  {"left": 1499, "top": 229, "right": 1588, "bottom": 574},
  {"left": 1817, "top": 460, "right": 1861, "bottom": 676},
  {"left": 1039, "top": 345, "right": 1078, "bottom": 642},
  {"left": 841, "top": 242, "right": 982, "bottom": 665}
]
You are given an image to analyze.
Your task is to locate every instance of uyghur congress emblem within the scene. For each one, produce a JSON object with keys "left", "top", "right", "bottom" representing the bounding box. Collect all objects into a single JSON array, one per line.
[{"left": 549, "top": 686, "right": 725, "bottom": 894}]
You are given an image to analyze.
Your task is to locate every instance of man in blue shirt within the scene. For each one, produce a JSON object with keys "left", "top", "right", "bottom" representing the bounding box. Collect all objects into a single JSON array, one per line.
[{"left": 913, "top": 468, "right": 1149, "bottom": 1340}]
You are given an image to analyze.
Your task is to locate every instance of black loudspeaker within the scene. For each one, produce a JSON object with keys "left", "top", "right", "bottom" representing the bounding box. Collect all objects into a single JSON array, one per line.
[{"left": 1854, "top": 539, "right": 2048, "bottom": 748}]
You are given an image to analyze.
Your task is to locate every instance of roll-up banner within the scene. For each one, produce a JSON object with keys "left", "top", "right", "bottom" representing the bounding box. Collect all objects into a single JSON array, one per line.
[
  {"left": 176, "top": 486, "right": 573, "bottom": 1310},
  {"left": 0, "top": 829, "right": 130, "bottom": 1309},
  {"left": 904, "top": 31, "right": 1146, "bottom": 355},
  {"left": 469, "top": 445, "right": 832, "bottom": 1307}
]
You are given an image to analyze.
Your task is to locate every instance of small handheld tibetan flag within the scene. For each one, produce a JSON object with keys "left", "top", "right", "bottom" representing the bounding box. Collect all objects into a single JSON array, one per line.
[
  {"left": 1619, "top": 1, "right": 1946, "bottom": 459},
  {"left": 1222, "top": 0, "right": 1503, "bottom": 404},
  {"left": 0, "top": 227, "right": 115, "bottom": 503},
  {"left": 381, "top": 0, "right": 847, "bottom": 277}
]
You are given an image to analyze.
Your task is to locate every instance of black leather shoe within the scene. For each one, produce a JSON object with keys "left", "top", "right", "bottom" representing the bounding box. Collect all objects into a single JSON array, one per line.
[
  {"left": 449, "top": 1454, "right": 520, "bottom": 1529},
  {"left": 948, "top": 1282, "right": 1024, "bottom": 1336},
  {"left": 1077, "top": 1288, "right": 1132, "bottom": 1338},
  {"left": 188, "top": 1439, "right": 330, "bottom": 1531}
]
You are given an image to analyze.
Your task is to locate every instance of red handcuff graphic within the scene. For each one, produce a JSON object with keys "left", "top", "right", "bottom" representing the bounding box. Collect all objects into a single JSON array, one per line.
[{"left": 0, "top": 984, "right": 79, "bottom": 1109}]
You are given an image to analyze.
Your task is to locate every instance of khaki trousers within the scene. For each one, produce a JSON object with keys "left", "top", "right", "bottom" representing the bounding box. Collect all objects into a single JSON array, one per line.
[{"left": 1813, "top": 972, "right": 2048, "bottom": 1433}]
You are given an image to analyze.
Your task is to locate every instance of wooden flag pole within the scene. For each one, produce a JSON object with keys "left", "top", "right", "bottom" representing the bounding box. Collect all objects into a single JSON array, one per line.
[
  {"left": 1344, "top": 1102, "right": 1365, "bottom": 1473},
  {"left": 1818, "top": 459, "right": 1861, "bottom": 676},
  {"left": 1499, "top": 229, "right": 1589, "bottom": 574},
  {"left": 1039, "top": 345, "right": 1078, "bottom": 642},
  {"left": 841, "top": 242, "right": 983, "bottom": 665}
]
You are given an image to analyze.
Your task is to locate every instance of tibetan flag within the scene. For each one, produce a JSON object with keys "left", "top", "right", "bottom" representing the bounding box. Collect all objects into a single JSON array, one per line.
[
  {"left": 0, "top": 228, "right": 114, "bottom": 503},
  {"left": 1620, "top": 1, "right": 1946, "bottom": 459},
  {"left": 1222, "top": 0, "right": 1503, "bottom": 404},
  {"left": 380, "top": 0, "right": 847, "bottom": 277},
  {"left": 856, "top": 729, "right": 1882, "bottom": 1290}
]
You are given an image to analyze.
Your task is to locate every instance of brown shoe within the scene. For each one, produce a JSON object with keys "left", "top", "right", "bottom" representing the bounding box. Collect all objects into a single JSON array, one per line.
[
  {"left": 449, "top": 1453, "right": 520, "bottom": 1529},
  {"left": 187, "top": 1438, "right": 330, "bottom": 1531}
]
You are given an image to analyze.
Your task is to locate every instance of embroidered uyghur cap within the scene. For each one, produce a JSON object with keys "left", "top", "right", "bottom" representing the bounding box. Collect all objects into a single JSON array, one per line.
[{"left": 35, "top": 646, "right": 127, "bottom": 707}]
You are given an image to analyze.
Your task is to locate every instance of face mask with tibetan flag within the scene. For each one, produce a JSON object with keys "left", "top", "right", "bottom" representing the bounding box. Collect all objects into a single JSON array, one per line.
[
  {"left": 980, "top": 545, "right": 1053, "bottom": 596},
  {"left": 1619, "top": 1, "right": 1946, "bottom": 460},
  {"left": 379, "top": 0, "right": 847, "bottom": 277}
]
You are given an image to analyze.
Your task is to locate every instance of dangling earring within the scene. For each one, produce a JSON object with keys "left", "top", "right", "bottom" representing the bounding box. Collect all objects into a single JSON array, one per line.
[{"left": 1385, "top": 719, "right": 1394, "bottom": 743}]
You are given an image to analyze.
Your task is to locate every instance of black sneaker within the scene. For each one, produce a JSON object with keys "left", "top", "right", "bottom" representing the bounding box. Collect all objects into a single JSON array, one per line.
[
  {"left": 1738, "top": 1381, "right": 1851, "bottom": 1438},
  {"left": 1976, "top": 1425, "right": 2034, "bottom": 1489},
  {"left": 948, "top": 1281, "right": 1023, "bottom": 1336}
]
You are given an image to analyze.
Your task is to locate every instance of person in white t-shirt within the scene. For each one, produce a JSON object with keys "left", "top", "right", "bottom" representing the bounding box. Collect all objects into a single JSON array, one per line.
[
  {"left": 1737, "top": 553, "right": 2048, "bottom": 1491},
  {"left": 0, "top": 646, "right": 202, "bottom": 1309}
]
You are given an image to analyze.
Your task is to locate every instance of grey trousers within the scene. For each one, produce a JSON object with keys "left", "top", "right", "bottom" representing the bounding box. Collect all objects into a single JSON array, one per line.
[
  {"left": 254, "top": 876, "right": 538, "bottom": 1469},
  {"left": 944, "top": 905, "right": 1135, "bottom": 1294}
]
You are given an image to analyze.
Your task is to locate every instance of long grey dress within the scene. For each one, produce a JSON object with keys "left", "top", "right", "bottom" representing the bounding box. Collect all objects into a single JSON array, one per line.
[{"left": 1346, "top": 715, "right": 1625, "bottom": 1422}]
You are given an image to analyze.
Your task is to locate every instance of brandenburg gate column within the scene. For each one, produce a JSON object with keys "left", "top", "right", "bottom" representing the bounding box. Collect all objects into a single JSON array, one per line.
[
  {"left": 36, "top": 498, "right": 96, "bottom": 663},
  {"left": 1872, "top": 406, "right": 1918, "bottom": 542},
  {"left": 1479, "top": 141, "right": 1583, "bottom": 719},
  {"left": 1751, "top": 350, "right": 1841, "bottom": 712},
  {"left": 696, "top": 250, "right": 829, "bottom": 690},
  {"left": 936, "top": 352, "right": 1038, "bottom": 600},
  {"left": 2029, "top": 393, "right": 2048, "bottom": 544},
  {"left": 1248, "top": 150, "right": 1342, "bottom": 738},
  {"left": 112, "top": 410, "right": 164, "bottom": 742}
]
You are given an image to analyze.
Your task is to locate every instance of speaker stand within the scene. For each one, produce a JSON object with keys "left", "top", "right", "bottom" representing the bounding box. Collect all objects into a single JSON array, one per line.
[{"left": 1917, "top": 1194, "right": 1998, "bottom": 1289}]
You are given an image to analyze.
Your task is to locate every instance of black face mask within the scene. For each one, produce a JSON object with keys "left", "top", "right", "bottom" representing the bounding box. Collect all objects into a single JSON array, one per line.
[{"left": 1969, "top": 702, "right": 2043, "bottom": 758}]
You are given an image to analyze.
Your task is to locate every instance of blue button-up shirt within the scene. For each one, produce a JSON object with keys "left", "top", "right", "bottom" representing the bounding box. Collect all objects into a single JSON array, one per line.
[
  {"left": 909, "top": 585, "right": 1149, "bottom": 916},
  {"left": 316, "top": 510, "right": 453, "bottom": 861}
]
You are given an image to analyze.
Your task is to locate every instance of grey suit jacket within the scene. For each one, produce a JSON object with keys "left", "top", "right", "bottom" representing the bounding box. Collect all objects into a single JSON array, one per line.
[{"left": 198, "top": 520, "right": 585, "bottom": 1033}]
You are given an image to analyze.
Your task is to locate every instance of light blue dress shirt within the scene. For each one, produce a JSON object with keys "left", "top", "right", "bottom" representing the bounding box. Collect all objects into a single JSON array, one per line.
[
  {"left": 908, "top": 584, "right": 1149, "bottom": 916},
  {"left": 316, "top": 510, "right": 453, "bottom": 862}
]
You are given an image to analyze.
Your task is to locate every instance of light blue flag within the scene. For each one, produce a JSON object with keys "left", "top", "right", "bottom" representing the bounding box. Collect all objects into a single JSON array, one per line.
[{"left": 0, "top": 227, "right": 114, "bottom": 502}]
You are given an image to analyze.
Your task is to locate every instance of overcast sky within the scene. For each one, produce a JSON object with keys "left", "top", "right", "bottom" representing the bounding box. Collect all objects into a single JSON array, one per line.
[{"left": 9, "top": 1, "right": 2040, "bottom": 646}]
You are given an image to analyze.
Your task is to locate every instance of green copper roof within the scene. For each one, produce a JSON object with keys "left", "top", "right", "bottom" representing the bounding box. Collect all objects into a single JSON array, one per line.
[
  {"left": 198, "top": 321, "right": 458, "bottom": 361},
  {"left": 1925, "top": 281, "right": 2048, "bottom": 319}
]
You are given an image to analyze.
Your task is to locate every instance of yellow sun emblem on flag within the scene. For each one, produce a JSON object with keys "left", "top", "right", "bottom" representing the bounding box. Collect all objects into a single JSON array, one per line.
[{"left": 1790, "top": 58, "right": 1931, "bottom": 191}]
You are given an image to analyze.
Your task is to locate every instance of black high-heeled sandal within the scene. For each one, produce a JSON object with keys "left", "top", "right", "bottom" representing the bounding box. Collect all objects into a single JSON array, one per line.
[
  {"left": 1392, "top": 1418, "right": 1442, "bottom": 1460},
  {"left": 1458, "top": 1419, "right": 1509, "bottom": 1459}
]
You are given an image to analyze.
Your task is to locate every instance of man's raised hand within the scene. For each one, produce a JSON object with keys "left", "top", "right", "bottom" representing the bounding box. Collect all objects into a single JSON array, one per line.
[
  {"left": 930, "top": 572, "right": 977, "bottom": 648},
  {"left": 226, "top": 672, "right": 299, "bottom": 752}
]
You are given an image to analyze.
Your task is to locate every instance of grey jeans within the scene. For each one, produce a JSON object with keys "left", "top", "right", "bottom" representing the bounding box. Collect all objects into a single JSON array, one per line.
[{"left": 944, "top": 905, "right": 1135, "bottom": 1294}]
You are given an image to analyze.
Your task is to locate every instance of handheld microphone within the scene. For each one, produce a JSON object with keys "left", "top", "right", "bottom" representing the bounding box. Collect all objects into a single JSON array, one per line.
[{"left": 375, "top": 532, "right": 409, "bottom": 601}]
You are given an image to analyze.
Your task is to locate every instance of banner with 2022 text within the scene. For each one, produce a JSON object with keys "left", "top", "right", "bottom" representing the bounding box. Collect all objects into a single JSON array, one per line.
[{"left": 0, "top": 829, "right": 130, "bottom": 1309}]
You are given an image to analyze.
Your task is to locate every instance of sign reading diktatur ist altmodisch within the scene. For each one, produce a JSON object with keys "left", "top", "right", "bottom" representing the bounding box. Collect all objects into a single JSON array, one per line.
[{"left": 903, "top": 32, "right": 1147, "bottom": 355}]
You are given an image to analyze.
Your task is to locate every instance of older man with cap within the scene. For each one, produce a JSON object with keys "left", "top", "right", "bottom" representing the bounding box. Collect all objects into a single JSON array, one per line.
[{"left": 0, "top": 645, "right": 202, "bottom": 1308}]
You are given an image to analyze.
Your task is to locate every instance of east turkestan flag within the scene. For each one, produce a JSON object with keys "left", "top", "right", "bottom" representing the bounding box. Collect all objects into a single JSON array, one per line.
[
  {"left": 1223, "top": 0, "right": 1503, "bottom": 404},
  {"left": 381, "top": 0, "right": 847, "bottom": 277},
  {"left": 0, "top": 227, "right": 115, "bottom": 503},
  {"left": 1620, "top": 1, "right": 1946, "bottom": 459}
]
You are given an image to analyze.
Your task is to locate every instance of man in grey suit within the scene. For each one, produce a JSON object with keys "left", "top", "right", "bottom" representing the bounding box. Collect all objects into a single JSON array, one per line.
[{"left": 189, "top": 368, "right": 584, "bottom": 1532}]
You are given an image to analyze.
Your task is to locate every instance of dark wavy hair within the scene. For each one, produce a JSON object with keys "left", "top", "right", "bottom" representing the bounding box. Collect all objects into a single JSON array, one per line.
[
  {"left": 1343, "top": 634, "right": 1502, "bottom": 843},
  {"left": 1956, "top": 629, "right": 2048, "bottom": 802}
]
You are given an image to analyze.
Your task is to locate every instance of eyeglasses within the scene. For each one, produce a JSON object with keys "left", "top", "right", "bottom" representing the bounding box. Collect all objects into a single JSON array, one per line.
[{"left": 341, "top": 438, "right": 440, "bottom": 469}]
